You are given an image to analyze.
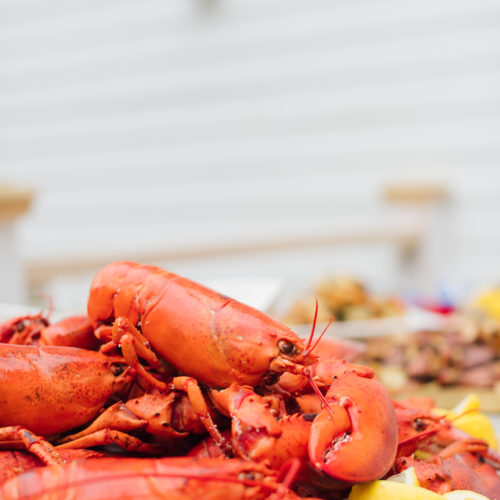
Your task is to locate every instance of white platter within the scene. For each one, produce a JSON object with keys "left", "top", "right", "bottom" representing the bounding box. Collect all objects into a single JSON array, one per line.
[{"left": 288, "top": 305, "right": 446, "bottom": 340}]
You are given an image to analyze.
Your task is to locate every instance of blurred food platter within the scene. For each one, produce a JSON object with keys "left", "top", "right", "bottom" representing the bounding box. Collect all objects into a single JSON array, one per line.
[
  {"left": 281, "top": 278, "right": 500, "bottom": 414},
  {"left": 290, "top": 315, "right": 500, "bottom": 414}
]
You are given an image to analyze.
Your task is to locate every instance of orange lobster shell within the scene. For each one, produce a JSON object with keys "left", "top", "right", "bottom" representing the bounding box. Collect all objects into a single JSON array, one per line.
[
  {"left": 88, "top": 261, "right": 317, "bottom": 388},
  {"left": 0, "top": 457, "right": 305, "bottom": 500}
]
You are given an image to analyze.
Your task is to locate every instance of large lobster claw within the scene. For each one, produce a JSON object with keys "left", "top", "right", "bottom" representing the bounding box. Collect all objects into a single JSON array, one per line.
[{"left": 308, "top": 360, "right": 398, "bottom": 483}]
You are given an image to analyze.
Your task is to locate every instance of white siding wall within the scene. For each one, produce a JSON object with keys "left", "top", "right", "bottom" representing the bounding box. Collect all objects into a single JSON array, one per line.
[{"left": 1, "top": 0, "right": 500, "bottom": 307}]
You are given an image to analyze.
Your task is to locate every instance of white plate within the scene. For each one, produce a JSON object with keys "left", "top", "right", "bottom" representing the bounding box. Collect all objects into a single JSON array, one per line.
[{"left": 289, "top": 305, "right": 446, "bottom": 339}]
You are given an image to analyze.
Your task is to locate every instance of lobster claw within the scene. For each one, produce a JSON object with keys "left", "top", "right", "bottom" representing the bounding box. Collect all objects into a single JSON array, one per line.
[{"left": 308, "top": 360, "right": 398, "bottom": 484}]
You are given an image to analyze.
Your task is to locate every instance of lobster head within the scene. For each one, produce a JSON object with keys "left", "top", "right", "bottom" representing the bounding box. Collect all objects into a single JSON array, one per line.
[
  {"left": 0, "top": 345, "right": 135, "bottom": 436},
  {"left": 215, "top": 300, "right": 318, "bottom": 387}
]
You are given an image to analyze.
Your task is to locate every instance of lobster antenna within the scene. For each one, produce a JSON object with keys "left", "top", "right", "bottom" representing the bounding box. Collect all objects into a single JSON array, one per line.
[
  {"left": 34, "top": 291, "right": 54, "bottom": 321},
  {"left": 66, "top": 471, "right": 281, "bottom": 493},
  {"left": 301, "top": 299, "right": 337, "bottom": 420},
  {"left": 304, "top": 297, "right": 319, "bottom": 352},
  {"left": 47, "top": 294, "right": 54, "bottom": 319},
  {"left": 398, "top": 409, "right": 479, "bottom": 451},
  {"left": 450, "top": 407, "right": 477, "bottom": 422},
  {"left": 305, "top": 371, "right": 338, "bottom": 422},
  {"left": 302, "top": 317, "right": 334, "bottom": 358},
  {"left": 397, "top": 423, "right": 442, "bottom": 448},
  {"left": 397, "top": 411, "right": 448, "bottom": 449}
]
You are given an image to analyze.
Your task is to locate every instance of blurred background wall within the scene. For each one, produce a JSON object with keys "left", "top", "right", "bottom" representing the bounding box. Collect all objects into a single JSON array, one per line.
[{"left": 1, "top": 0, "right": 500, "bottom": 310}]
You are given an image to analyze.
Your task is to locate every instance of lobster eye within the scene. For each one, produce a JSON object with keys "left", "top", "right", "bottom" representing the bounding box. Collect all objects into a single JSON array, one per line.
[
  {"left": 278, "top": 339, "right": 296, "bottom": 355},
  {"left": 110, "top": 363, "right": 125, "bottom": 376},
  {"left": 413, "top": 418, "right": 427, "bottom": 432}
]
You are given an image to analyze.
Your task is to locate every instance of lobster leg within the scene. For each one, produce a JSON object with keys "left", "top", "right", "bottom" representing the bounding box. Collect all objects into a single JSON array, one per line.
[
  {"left": 94, "top": 324, "right": 113, "bottom": 344},
  {"left": 438, "top": 437, "right": 490, "bottom": 458},
  {"left": 100, "top": 316, "right": 173, "bottom": 391},
  {"left": 57, "top": 429, "right": 163, "bottom": 454},
  {"left": 59, "top": 392, "right": 196, "bottom": 442},
  {"left": 58, "top": 401, "right": 150, "bottom": 442},
  {"left": 111, "top": 316, "right": 164, "bottom": 369},
  {"left": 59, "top": 387, "right": 228, "bottom": 454},
  {"left": 172, "top": 376, "right": 231, "bottom": 453},
  {"left": 57, "top": 397, "right": 185, "bottom": 454},
  {"left": 189, "top": 413, "right": 312, "bottom": 474},
  {"left": 0, "top": 426, "right": 63, "bottom": 465},
  {"left": 187, "top": 429, "right": 233, "bottom": 458}
]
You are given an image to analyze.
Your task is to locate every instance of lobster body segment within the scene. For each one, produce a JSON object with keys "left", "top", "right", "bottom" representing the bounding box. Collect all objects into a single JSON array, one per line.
[{"left": 88, "top": 262, "right": 317, "bottom": 388}]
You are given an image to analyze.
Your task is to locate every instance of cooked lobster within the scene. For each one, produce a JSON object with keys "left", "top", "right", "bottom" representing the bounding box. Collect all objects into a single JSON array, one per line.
[{"left": 0, "top": 457, "right": 307, "bottom": 500}]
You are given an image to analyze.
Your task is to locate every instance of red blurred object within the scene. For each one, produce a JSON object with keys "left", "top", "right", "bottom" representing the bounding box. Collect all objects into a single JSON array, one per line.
[{"left": 414, "top": 300, "right": 455, "bottom": 316}]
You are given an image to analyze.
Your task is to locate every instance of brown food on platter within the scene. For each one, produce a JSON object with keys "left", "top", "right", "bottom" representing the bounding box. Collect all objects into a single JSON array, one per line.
[
  {"left": 283, "top": 277, "right": 404, "bottom": 324},
  {"left": 361, "top": 314, "right": 500, "bottom": 392}
]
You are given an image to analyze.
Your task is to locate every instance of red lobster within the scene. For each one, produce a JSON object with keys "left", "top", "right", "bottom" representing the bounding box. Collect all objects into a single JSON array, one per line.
[
  {"left": 186, "top": 360, "right": 399, "bottom": 494},
  {"left": 0, "top": 311, "right": 48, "bottom": 345},
  {"left": 86, "top": 261, "right": 398, "bottom": 484},
  {"left": 0, "top": 456, "right": 309, "bottom": 500},
  {"left": 0, "top": 449, "right": 104, "bottom": 484},
  {"left": 0, "top": 343, "right": 286, "bottom": 461},
  {"left": 0, "top": 311, "right": 99, "bottom": 350},
  {"left": 0, "top": 343, "right": 237, "bottom": 459},
  {"left": 272, "top": 358, "right": 398, "bottom": 484},
  {"left": 393, "top": 398, "right": 500, "bottom": 498},
  {"left": 89, "top": 261, "right": 319, "bottom": 388}
]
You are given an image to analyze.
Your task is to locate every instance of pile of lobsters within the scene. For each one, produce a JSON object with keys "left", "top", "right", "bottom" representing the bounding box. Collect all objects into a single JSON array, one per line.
[{"left": 0, "top": 261, "right": 498, "bottom": 499}]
